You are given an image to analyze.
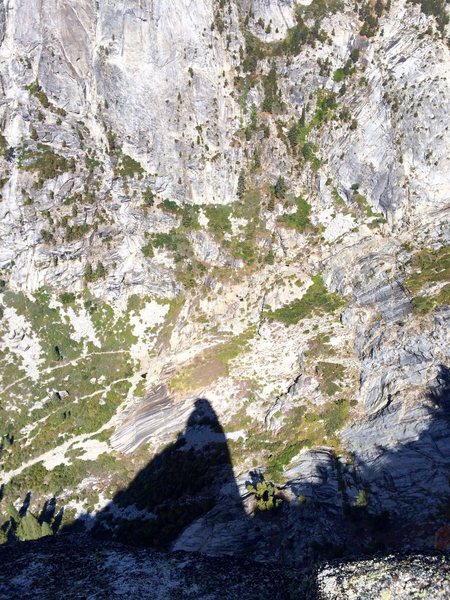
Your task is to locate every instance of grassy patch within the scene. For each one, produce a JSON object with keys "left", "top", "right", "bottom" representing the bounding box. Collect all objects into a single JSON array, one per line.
[
  {"left": 117, "top": 154, "right": 144, "bottom": 178},
  {"left": 227, "top": 189, "right": 264, "bottom": 266},
  {"left": 317, "top": 361, "right": 346, "bottom": 396},
  {"left": 169, "top": 328, "right": 255, "bottom": 394},
  {"left": 0, "top": 291, "right": 140, "bottom": 470},
  {"left": 406, "top": 246, "right": 450, "bottom": 313},
  {"left": 204, "top": 205, "right": 232, "bottom": 239},
  {"left": 20, "top": 144, "right": 75, "bottom": 184},
  {"left": 278, "top": 196, "right": 313, "bottom": 231},
  {"left": 265, "top": 275, "right": 345, "bottom": 325},
  {"left": 26, "top": 81, "right": 50, "bottom": 108},
  {"left": 260, "top": 397, "right": 353, "bottom": 482},
  {"left": 156, "top": 295, "right": 186, "bottom": 350},
  {"left": 305, "top": 333, "right": 336, "bottom": 359}
]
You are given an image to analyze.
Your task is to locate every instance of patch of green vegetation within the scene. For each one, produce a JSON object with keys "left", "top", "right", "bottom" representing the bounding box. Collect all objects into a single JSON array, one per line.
[
  {"left": 252, "top": 396, "right": 353, "bottom": 483},
  {"left": 26, "top": 81, "right": 50, "bottom": 108},
  {"left": 353, "top": 192, "right": 376, "bottom": 217},
  {"left": 272, "top": 176, "right": 288, "bottom": 200},
  {"left": 406, "top": 246, "right": 450, "bottom": 313},
  {"left": 266, "top": 443, "right": 305, "bottom": 481},
  {"left": 411, "top": 286, "right": 450, "bottom": 313},
  {"left": 85, "top": 152, "right": 101, "bottom": 171},
  {"left": 242, "top": 1, "right": 342, "bottom": 71},
  {"left": 20, "top": 144, "right": 75, "bottom": 184},
  {"left": 169, "top": 328, "right": 255, "bottom": 394},
  {"left": 286, "top": 89, "right": 336, "bottom": 171},
  {"left": 322, "top": 398, "right": 352, "bottom": 436},
  {"left": 359, "top": 1, "right": 383, "bottom": 37},
  {"left": 310, "top": 89, "right": 338, "bottom": 128},
  {"left": 333, "top": 56, "right": 357, "bottom": 83},
  {"left": 161, "top": 199, "right": 179, "bottom": 213},
  {"left": 278, "top": 196, "right": 313, "bottom": 231},
  {"left": 153, "top": 230, "right": 192, "bottom": 260},
  {"left": 265, "top": 275, "right": 345, "bottom": 325},
  {"left": 142, "top": 188, "right": 155, "bottom": 207},
  {"left": 287, "top": 110, "right": 308, "bottom": 149},
  {"left": 305, "top": 333, "right": 336, "bottom": 359},
  {"left": 141, "top": 242, "right": 154, "bottom": 258},
  {"left": 246, "top": 480, "right": 282, "bottom": 511},
  {"left": 117, "top": 153, "right": 144, "bottom": 178},
  {"left": 0, "top": 291, "right": 141, "bottom": 471},
  {"left": 2, "top": 502, "right": 53, "bottom": 542},
  {"left": 317, "top": 361, "right": 346, "bottom": 396},
  {"left": 0, "top": 133, "right": 8, "bottom": 158},
  {"left": 84, "top": 261, "right": 106, "bottom": 282},
  {"left": 156, "top": 295, "right": 185, "bottom": 350},
  {"left": 159, "top": 199, "right": 201, "bottom": 230},
  {"left": 4, "top": 454, "right": 124, "bottom": 506},
  {"left": 227, "top": 189, "right": 264, "bottom": 266},
  {"left": 261, "top": 64, "right": 284, "bottom": 114},
  {"left": 333, "top": 68, "right": 346, "bottom": 83},
  {"left": 59, "top": 292, "right": 76, "bottom": 305},
  {"left": 204, "top": 205, "right": 232, "bottom": 239},
  {"left": 180, "top": 205, "right": 200, "bottom": 230}
]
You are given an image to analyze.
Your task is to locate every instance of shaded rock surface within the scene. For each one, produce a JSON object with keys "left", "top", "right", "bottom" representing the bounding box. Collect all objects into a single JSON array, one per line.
[{"left": 0, "top": 534, "right": 449, "bottom": 600}]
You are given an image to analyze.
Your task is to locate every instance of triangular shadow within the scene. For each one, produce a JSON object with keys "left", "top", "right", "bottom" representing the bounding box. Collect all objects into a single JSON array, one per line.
[{"left": 64, "top": 398, "right": 248, "bottom": 552}]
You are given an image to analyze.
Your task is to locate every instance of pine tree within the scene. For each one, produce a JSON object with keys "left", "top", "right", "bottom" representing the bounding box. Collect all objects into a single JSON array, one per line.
[
  {"left": 237, "top": 170, "right": 246, "bottom": 199},
  {"left": 16, "top": 512, "right": 42, "bottom": 541},
  {"left": 274, "top": 176, "right": 287, "bottom": 199},
  {"left": 84, "top": 261, "right": 93, "bottom": 282}
]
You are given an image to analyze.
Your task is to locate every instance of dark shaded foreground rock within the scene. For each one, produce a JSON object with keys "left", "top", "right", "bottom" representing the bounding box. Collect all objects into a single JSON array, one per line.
[
  {"left": 1, "top": 534, "right": 449, "bottom": 600},
  {"left": 0, "top": 533, "right": 300, "bottom": 600}
]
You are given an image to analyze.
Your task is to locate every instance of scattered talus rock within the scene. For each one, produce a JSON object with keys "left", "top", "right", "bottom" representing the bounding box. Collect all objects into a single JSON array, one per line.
[{"left": 314, "top": 554, "right": 450, "bottom": 600}]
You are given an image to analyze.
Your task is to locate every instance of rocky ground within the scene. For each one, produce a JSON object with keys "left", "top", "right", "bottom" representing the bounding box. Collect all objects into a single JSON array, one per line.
[{"left": 0, "top": 534, "right": 448, "bottom": 599}]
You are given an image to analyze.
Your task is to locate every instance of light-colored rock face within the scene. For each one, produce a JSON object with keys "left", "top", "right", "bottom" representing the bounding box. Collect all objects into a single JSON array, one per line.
[
  {"left": 0, "top": 0, "right": 449, "bottom": 564},
  {"left": 1, "top": 0, "right": 242, "bottom": 203}
]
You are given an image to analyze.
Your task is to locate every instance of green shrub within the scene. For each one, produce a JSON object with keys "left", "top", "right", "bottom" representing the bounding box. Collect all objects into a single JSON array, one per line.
[
  {"left": 152, "top": 230, "right": 192, "bottom": 261},
  {"left": 279, "top": 196, "right": 312, "bottom": 231},
  {"left": 317, "top": 362, "right": 346, "bottom": 397},
  {"left": 180, "top": 204, "right": 200, "bottom": 230},
  {"left": 0, "top": 133, "right": 8, "bottom": 158},
  {"left": 161, "top": 199, "right": 179, "bottom": 213},
  {"left": 354, "top": 489, "right": 368, "bottom": 508},
  {"left": 273, "top": 176, "right": 287, "bottom": 199},
  {"left": 246, "top": 480, "right": 282, "bottom": 511},
  {"left": 321, "top": 397, "right": 350, "bottom": 435},
  {"left": 118, "top": 154, "right": 144, "bottom": 178},
  {"left": 26, "top": 81, "right": 50, "bottom": 108},
  {"left": 21, "top": 145, "right": 75, "bottom": 182},
  {"left": 59, "top": 292, "right": 76, "bottom": 305},
  {"left": 142, "top": 188, "right": 155, "bottom": 206},
  {"left": 16, "top": 512, "right": 49, "bottom": 541},
  {"left": 141, "top": 243, "right": 154, "bottom": 258},
  {"left": 406, "top": 246, "right": 450, "bottom": 313},
  {"left": 84, "top": 261, "right": 106, "bottom": 282},
  {"left": 204, "top": 205, "right": 232, "bottom": 238},
  {"left": 265, "top": 275, "right": 345, "bottom": 325}
]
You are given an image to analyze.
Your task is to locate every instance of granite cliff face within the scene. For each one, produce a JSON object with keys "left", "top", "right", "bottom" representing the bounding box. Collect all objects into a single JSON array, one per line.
[{"left": 0, "top": 0, "right": 449, "bottom": 576}]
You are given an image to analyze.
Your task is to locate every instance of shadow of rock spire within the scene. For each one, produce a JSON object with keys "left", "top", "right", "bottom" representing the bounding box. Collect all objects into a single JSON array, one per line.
[{"left": 68, "top": 398, "right": 248, "bottom": 553}]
